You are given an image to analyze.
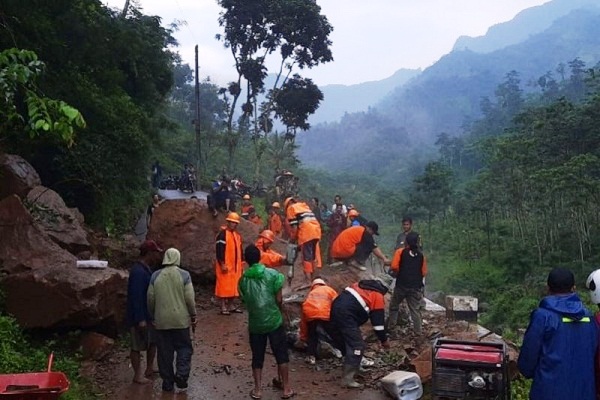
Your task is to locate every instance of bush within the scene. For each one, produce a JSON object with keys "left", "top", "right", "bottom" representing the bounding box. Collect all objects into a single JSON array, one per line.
[{"left": 0, "top": 314, "right": 95, "bottom": 399}]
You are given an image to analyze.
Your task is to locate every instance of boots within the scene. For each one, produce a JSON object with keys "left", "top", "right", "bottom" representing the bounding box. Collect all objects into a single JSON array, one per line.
[{"left": 341, "top": 365, "right": 364, "bottom": 389}]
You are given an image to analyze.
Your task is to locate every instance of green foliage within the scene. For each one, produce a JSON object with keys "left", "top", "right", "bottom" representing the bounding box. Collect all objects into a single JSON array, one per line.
[
  {"left": 1, "top": 0, "right": 176, "bottom": 230},
  {"left": 0, "top": 314, "right": 94, "bottom": 399},
  {"left": 0, "top": 48, "right": 85, "bottom": 146}
]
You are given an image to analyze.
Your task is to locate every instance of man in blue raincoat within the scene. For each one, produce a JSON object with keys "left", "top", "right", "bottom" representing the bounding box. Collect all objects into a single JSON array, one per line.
[{"left": 518, "top": 267, "right": 598, "bottom": 400}]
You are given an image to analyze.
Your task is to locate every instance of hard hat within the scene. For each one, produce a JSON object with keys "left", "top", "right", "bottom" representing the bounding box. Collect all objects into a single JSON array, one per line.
[
  {"left": 259, "top": 229, "right": 275, "bottom": 243},
  {"left": 284, "top": 197, "right": 294, "bottom": 209},
  {"left": 226, "top": 212, "right": 241, "bottom": 223},
  {"left": 272, "top": 202, "right": 280, "bottom": 208},
  {"left": 311, "top": 278, "right": 326, "bottom": 287},
  {"left": 243, "top": 194, "right": 251, "bottom": 200},
  {"left": 348, "top": 209, "right": 359, "bottom": 218},
  {"left": 586, "top": 269, "right": 600, "bottom": 304}
]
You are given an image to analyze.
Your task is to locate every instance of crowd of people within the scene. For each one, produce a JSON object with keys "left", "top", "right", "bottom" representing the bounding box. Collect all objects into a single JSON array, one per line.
[
  {"left": 129, "top": 190, "right": 432, "bottom": 396},
  {"left": 129, "top": 187, "right": 600, "bottom": 400}
]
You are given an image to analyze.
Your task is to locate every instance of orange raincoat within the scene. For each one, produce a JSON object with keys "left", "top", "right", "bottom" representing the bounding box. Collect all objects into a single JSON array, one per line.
[
  {"left": 214, "top": 226, "right": 243, "bottom": 298},
  {"left": 330, "top": 226, "right": 366, "bottom": 259},
  {"left": 255, "top": 237, "right": 286, "bottom": 268},
  {"left": 299, "top": 284, "right": 338, "bottom": 342},
  {"left": 286, "top": 201, "right": 322, "bottom": 272}
]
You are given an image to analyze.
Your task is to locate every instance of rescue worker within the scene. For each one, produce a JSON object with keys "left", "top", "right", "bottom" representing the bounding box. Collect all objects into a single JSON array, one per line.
[
  {"left": 348, "top": 209, "right": 361, "bottom": 227},
  {"left": 329, "top": 279, "right": 390, "bottom": 388},
  {"left": 330, "top": 222, "right": 390, "bottom": 271},
  {"left": 268, "top": 202, "right": 283, "bottom": 237},
  {"left": 519, "top": 267, "right": 597, "bottom": 400},
  {"left": 299, "top": 278, "right": 338, "bottom": 365},
  {"left": 255, "top": 230, "right": 286, "bottom": 268},
  {"left": 284, "top": 196, "right": 322, "bottom": 283},
  {"left": 248, "top": 207, "right": 263, "bottom": 226},
  {"left": 387, "top": 232, "right": 427, "bottom": 335},
  {"left": 241, "top": 194, "right": 253, "bottom": 220},
  {"left": 214, "top": 212, "right": 244, "bottom": 315}
]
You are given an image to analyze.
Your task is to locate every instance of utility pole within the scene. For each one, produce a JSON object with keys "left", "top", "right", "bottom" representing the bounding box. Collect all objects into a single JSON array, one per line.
[{"left": 194, "top": 45, "right": 202, "bottom": 187}]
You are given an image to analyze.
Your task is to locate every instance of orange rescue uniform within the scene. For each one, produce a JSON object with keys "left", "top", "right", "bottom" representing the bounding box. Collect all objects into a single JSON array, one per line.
[
  {"left": 268, "top": 213, "right": 283, "bottom": 236},
  {"left": 255, "top": 237, "right": 286, "bottom": 268},
  {"left": 286, "top": 201, "right": 322, "bottom": 273},
  {"left": 330, "top": 225, "right": 366, "bottom": 259},
  {"left": 214, "top": 226, "right": 243, "bottom": 298},
  {"left": 241, "top": 204, "right": 253, "bottom": 219},
  {"left": 249, "top": 214, "right": 263, "bottom": 226},
  {"left": 299, "top": 284, "right": 338, "bottom": 342}
]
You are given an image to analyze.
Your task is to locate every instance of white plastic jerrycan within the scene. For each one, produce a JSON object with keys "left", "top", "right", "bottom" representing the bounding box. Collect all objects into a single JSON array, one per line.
[{"left": 380, "top": 370, "right": 423, "bottom": 400}]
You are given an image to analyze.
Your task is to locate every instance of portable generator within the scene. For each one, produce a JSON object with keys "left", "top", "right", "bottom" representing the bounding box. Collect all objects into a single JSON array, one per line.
[{"left": 432, "top": 339, "right": 510, "bottom": 400}]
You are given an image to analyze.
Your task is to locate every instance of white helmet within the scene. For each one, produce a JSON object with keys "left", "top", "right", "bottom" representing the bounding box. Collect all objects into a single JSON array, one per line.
[{"left": 586, "top": 269, "right": 600, "bottom": 304}]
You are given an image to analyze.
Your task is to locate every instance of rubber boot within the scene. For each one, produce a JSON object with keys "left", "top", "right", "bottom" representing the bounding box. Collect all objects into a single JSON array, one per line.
[{"left": 341, "top": 365, "right": 364, "bottom": 389}]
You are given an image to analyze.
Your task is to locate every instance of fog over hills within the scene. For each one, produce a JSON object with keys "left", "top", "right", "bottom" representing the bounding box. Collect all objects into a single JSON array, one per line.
[{"left": 297, "top": 0, "right": 600, "bottom": 176}]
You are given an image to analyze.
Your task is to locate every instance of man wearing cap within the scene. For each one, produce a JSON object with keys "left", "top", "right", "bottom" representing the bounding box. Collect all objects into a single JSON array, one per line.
[
  {"left": 330, "top": 222, "right": 390, "bottom": 271},
  {"left": 329, "top": 279, "right": 391, "bottom": 388},
  {"left": 127, "top": 240, "right": 163, "bottom": 384},
  {"left": 299, "top": 278, "right": 338, "bottom": 365},
  {"left": 241, "top": 194, "right": 254, "bottom": 220},
  {"left": 518, "top": 267, "right": 598, "bottom": 400},
  {"left": 284, "top": 196, "right": 322, "bottom": 283},
  {"left": 215, "top": 212, "right": 244, "bottom": 314},
  {"left": 147, "top": 248, "right": 197, "bottom": 393}
]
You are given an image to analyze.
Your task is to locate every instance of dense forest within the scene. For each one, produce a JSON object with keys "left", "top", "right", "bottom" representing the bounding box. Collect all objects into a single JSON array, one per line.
[{"left": 3, "top": 0, "right": 600, "bottom": 339}]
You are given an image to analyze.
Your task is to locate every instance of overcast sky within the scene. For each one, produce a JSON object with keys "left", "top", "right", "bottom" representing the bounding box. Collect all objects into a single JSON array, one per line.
[{"left": 104, "top": 0, "right": 551, "bottom": 86}]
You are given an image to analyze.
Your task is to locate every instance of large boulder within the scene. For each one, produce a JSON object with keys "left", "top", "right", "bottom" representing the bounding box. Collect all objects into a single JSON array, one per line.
[
  {"left": 147, "top": 199, "right": 261, "bottom": 282},
  {"left": 0, "top": 195, "right": 127, "bottom": 331},
  {"left": 0, "top": 153, "right": 41, "bottom": 200},
  {"left": 26, "top": 186, "right": 90, "bottom": 255}
]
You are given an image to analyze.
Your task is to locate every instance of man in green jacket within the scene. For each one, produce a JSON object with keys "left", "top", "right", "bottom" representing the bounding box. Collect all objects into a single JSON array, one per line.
[
  {"left": 239, "top": 245, "right": 295, "bottom": 399},
  {"left": 147, "top": 248, "right": 196, "bottom": 393}
]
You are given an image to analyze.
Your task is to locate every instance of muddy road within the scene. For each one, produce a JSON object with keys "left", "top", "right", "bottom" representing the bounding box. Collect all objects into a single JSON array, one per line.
[{"left": 97, "top": 287, "right": 394, "bottom": 400}]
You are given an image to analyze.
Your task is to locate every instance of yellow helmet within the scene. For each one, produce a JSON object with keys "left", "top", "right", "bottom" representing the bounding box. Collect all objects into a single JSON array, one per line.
[
  {"left": 272, "top": 202, "right": 281, "bottom": 208},
  {"left": 259, "top": 229, "right": 275, "bottom": 243},
  {"left": 226, "top": 212, "right": 241, "bottom": 223}
]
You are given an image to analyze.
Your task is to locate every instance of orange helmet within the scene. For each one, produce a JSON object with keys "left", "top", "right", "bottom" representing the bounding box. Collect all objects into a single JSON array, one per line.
[
  {"left": 284, "top": 197, "right": 294, "bottom": 209},
  {"left": 272, "top": 202, "right": 281, "bottom": 208},
  {"left": 348, "top": 209, "right": 359, "bottom": 218},
  {"left": 226, "top": 212, "right": 241, "bottom": 223},
  {"left": 243, "top": 194, "right": 251, "bottom": 200},
  {"left": 259, "top": 229, "right": 275, "bottom": 243}
]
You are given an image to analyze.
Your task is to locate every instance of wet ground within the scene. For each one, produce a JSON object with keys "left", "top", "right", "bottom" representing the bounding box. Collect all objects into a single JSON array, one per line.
[{"left": 98, "top": 287, "right": 392, "bottom": 400}]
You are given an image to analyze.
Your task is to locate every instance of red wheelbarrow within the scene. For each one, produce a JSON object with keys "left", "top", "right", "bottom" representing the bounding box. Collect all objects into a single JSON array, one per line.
[{"left": 0, "top": 353, "right": 70, "bottom": 399}]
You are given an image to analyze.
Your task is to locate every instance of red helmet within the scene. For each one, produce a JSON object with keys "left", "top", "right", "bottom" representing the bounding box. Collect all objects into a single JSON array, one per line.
[{"left": 259, "top": 229, "right": 275, "bottom": 243}]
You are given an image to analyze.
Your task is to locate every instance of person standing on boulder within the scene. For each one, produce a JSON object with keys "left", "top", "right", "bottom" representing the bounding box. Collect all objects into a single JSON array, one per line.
[
  {"left": 215, "top": 212, "right": 244, "bottom": 315},
  {"left": 147, "top": 248, "right": 197, "bottom": 394},
  {"left": 284, "top": 196, "right": 322, "bottom": 283},
  {"left": 238, "top": 245, "right": 295, "bottom": 400},
  {"left": 127, "top": 240, "right": 162, "bottom": 384}
]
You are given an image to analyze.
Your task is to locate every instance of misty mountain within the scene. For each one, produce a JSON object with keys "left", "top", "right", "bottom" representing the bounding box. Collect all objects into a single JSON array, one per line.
[
  {"left": 453, "top": 0, "right": 598, "bottom": 54},
  {"left": 310, "top": 68, "right": 420, "bottom": 125},
  {"left": 297, "top": 1, "right": 600, "bottom": 176}
]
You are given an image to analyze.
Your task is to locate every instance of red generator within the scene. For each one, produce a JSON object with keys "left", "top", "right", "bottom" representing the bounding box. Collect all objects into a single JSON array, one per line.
[{"left": 432, "top": 339, "right": 510, "bottom": 400}]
